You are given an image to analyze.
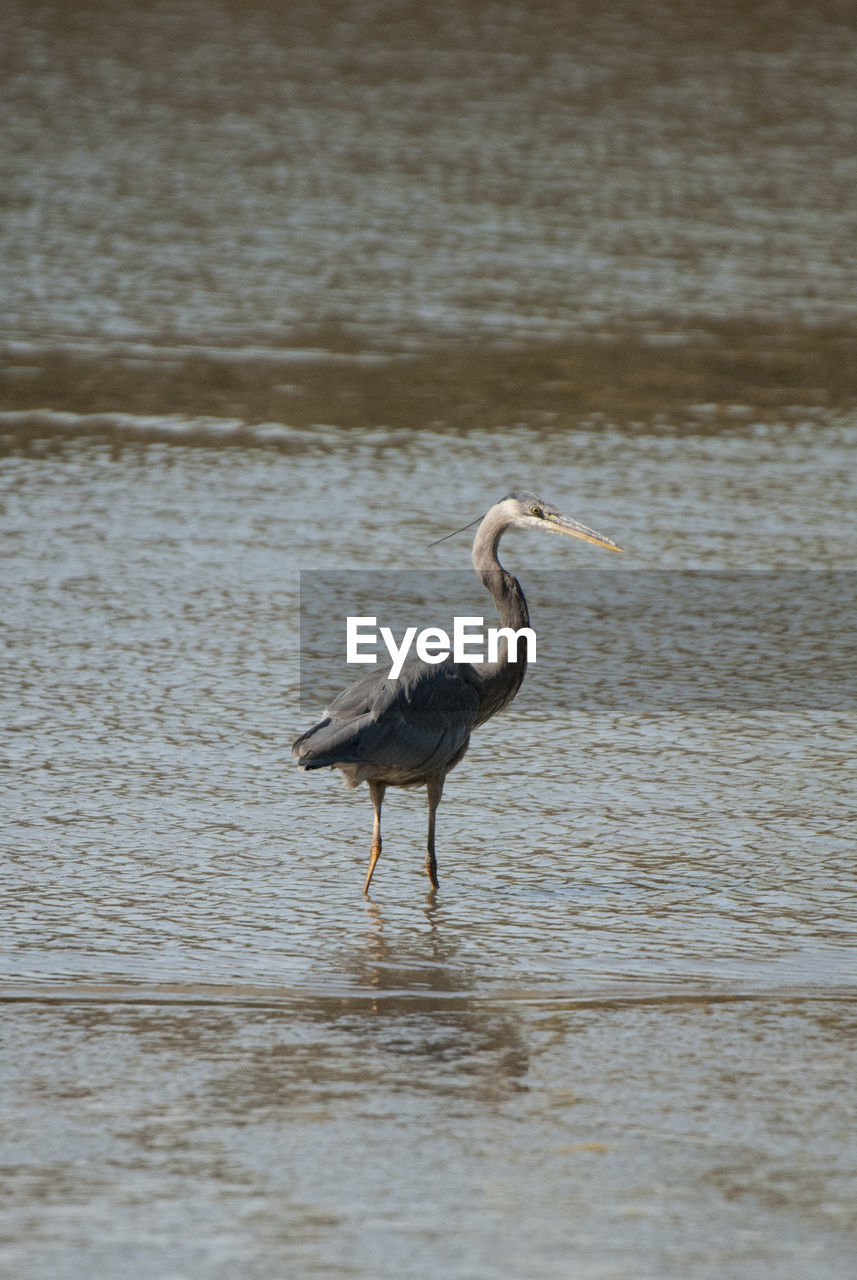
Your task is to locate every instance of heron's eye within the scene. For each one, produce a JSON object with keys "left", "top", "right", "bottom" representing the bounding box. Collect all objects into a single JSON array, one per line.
[{"left": 530, "top": 505, "right": 544, "bottom": 519}]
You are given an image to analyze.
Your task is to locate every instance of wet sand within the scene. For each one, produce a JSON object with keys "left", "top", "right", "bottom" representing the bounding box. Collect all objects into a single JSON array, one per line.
[{"left": 3, "top": 318, "right": 857, "bottom": 457}]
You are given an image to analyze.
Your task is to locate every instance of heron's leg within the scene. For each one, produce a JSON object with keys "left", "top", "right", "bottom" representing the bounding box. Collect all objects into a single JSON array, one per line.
[
  {"left": 425, "top": 772, "right": 445, "bottom": 890},
  {"left": 363, "top": 780, "right": 386, "bottom": 895}
]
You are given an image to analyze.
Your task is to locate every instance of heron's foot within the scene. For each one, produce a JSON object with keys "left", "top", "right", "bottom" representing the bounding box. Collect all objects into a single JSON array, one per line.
[
  {"left": 425, "top": 850, "right": 439, "bottom": 891},
  {"left": 363, "top": 837, "right": 382, "bottom": 896}
]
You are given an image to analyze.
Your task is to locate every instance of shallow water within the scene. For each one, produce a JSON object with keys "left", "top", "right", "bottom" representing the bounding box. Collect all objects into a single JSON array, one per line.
[
  {"left": 2, "top": 423, "right": 856, "bottom": 1278},
  {"left": 3, "top": 0, "right": 857, "bottom": 1274}
]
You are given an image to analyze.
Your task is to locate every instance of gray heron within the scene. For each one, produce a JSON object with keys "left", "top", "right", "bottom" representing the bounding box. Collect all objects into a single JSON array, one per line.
[{"left": 292, "top": 491, "right": 624, "bottom": 894}]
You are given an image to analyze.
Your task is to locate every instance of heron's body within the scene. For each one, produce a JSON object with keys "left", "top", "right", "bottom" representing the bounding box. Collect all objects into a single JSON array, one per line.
[{"left": 292, "top": 491, "right": 623, "bottom": 893}]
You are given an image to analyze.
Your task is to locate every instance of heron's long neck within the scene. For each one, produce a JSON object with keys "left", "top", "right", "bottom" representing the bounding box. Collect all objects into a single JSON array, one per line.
[{"left": 469, "top": 512, "right": 530, "bottom": 723}]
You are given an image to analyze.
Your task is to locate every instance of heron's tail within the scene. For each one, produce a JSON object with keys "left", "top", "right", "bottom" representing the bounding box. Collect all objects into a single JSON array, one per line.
[{"left": 292, "top": 717, "right": 366, "bottom": 770}]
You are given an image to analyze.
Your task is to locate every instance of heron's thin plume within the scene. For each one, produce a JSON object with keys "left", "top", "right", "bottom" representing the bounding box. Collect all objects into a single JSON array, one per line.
[{"left": 427, "top": 513, "right": 485, "bottom": 548}]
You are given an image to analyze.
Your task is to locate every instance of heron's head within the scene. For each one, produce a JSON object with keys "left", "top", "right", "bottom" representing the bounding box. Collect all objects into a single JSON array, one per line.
[{"left": 494, "top": 490, "right": 624, "bottom": 552}]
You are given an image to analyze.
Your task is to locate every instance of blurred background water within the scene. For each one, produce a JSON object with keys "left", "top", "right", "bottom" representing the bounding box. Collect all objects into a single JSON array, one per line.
[
  {"left": 2, "top": 0, "right": 857, "bottom": 344},
  {"left": 1, "top": 2, "right": 856, "bottom": 1278}
]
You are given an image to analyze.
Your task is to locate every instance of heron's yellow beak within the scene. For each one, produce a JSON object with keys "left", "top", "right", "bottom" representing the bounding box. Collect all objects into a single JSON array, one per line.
[{"left": 550, "top": 513, "right": 625, "bottom": 552}]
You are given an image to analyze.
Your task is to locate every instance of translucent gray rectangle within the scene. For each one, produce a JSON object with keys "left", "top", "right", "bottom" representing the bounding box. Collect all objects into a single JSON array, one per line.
[{"left": 298, "top": 571, "right": 856, "bottom": 715}]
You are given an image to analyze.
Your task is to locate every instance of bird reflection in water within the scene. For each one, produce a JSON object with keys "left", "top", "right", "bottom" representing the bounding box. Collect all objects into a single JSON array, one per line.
[{"left": 353, "top": 894, "right": 530, "bottom": 1096}]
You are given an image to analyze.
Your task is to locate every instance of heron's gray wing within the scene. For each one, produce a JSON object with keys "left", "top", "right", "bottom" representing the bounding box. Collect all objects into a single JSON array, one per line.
[{"left": 292, "top": 656, "right": 479, "bottom": 776}]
